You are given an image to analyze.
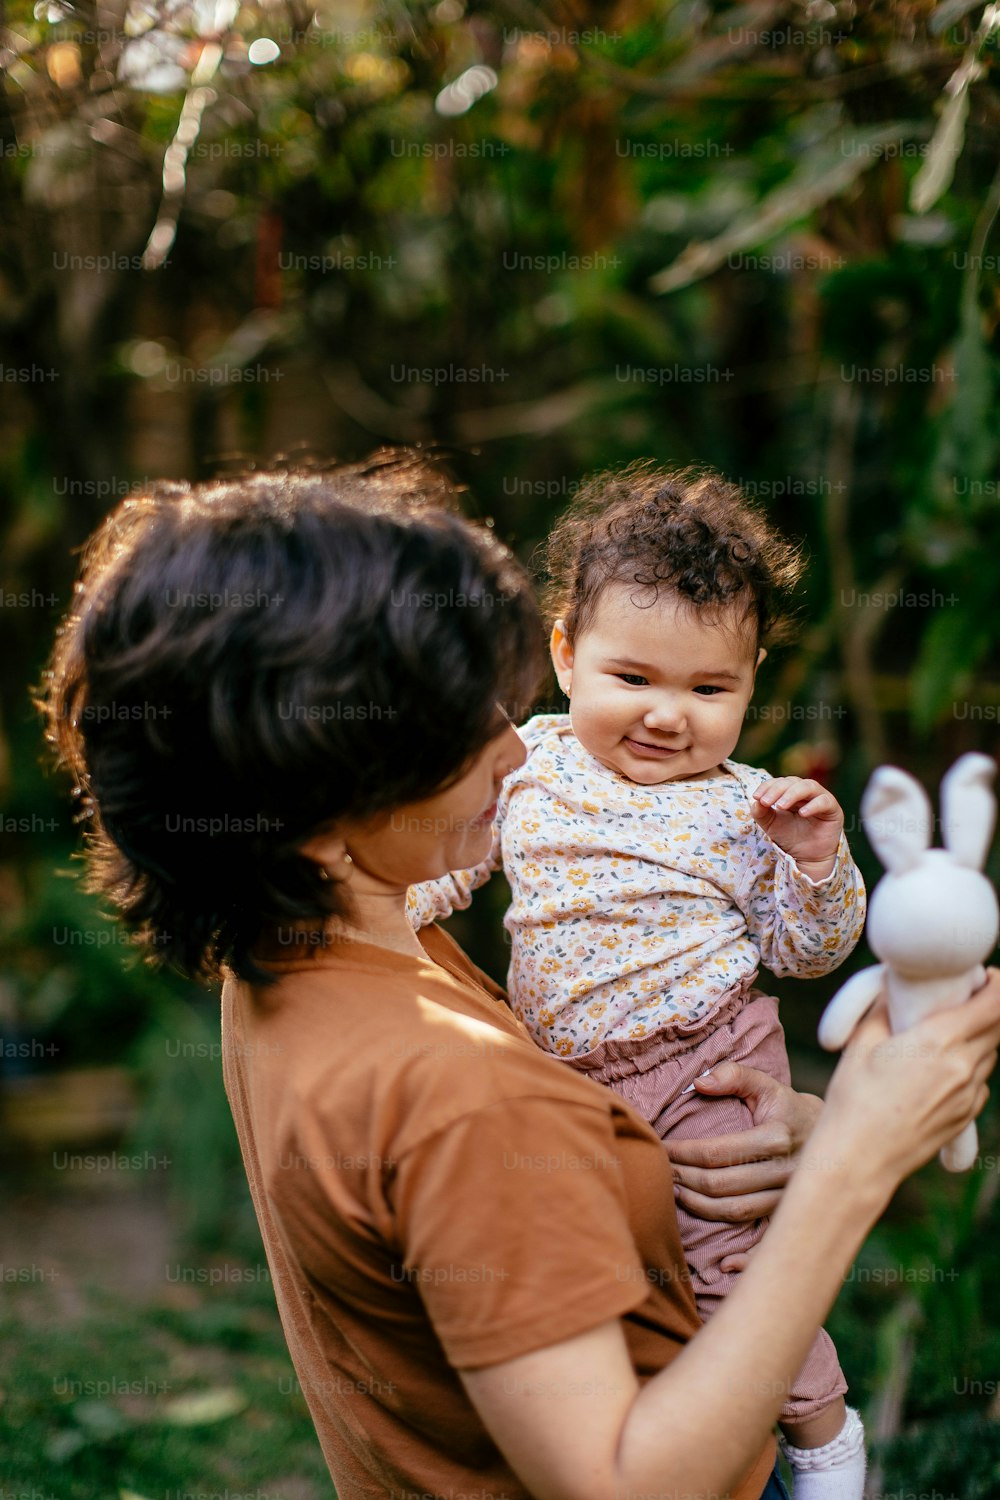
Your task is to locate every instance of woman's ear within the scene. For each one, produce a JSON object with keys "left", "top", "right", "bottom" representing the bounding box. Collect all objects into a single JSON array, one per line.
[
  {"left": 299, "top": 827, "right": 353, "bottom": 880},
  {"left": 754, "top": 646, "right": 768, "bottom": 673},
  {"left": 549, "top": 619, "right": 575, "bottom": 696}
]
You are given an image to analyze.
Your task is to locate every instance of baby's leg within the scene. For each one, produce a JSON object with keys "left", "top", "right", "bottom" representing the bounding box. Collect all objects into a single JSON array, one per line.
[
  {"left": 649, "top": 996, "right": 864, "bottom": 1498},
  {"left": 779, "top": 1402, "right": 866, "bottom": 1499},
  {"left": 648, "top": 993, "right": 794, "bottom": 1316}
]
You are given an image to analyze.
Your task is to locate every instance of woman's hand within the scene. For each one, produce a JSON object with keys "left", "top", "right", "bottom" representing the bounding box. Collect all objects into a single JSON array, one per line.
[
  {"left": 819, "top": 970, "right": 1000, "bottom": 1185},
  {"left": 669, "top": 971, "right": 1000, "bottom": 1233},
  {"left": 667, "top": 1063, "right": 823, "bottom": 1224}
]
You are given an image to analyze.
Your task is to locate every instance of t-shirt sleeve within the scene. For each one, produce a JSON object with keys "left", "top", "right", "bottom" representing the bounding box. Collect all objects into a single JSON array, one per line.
[{"left": 386, "top": 1094, "right": 652, "bottom": 1371}]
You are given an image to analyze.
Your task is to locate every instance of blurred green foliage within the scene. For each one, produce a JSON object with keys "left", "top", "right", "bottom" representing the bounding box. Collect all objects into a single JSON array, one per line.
[
  {"left": 2, "top": 0, "right": 1000, "bottom": 1491},
  {"left": 0, "top": 1279, "right": 333, "bottom": 1497}
]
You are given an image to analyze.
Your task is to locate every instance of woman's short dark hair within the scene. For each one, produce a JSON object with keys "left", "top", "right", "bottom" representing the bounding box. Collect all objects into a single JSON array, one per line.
[
  {"left": 39, "top": 448, "right": 546, "bottom": 985},
  {"left": 545, "top": 462, "right": 804, "bottom": 649}
]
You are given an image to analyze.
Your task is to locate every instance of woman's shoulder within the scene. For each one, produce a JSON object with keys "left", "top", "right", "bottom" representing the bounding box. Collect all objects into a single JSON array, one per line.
[{"left": 225, "top": 929, "right": 619, "bottom": 1156}]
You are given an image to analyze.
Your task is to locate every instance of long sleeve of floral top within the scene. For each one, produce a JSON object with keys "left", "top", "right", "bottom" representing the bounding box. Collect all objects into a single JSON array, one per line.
[
  {"left": 407, "top": 715, "right": 866, "bottom": 1058},
  {"left": 736, "top": 828, "right": 864, "bottom": 978}
]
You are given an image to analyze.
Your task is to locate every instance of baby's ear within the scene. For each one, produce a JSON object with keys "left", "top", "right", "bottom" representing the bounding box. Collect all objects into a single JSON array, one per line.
[
  {"left": 861, "top": 766, "right": 933, "bottom": 872},
  {"left": 940, "top": 753, "right": 997, "bottom": 870},
  {"left": 549, "top": 620, "right": 574, "bottom": 688}
]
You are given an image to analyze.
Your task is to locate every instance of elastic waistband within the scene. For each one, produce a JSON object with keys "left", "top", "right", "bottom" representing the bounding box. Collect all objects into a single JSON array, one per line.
[{"left": 565, "top": 975, "right": 760, "bottom": 1081}]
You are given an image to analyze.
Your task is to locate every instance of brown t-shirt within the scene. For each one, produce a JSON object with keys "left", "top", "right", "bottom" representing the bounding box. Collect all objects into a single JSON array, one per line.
[{"left": 221, "top": 923, "right": 776, "bottom": 1500}]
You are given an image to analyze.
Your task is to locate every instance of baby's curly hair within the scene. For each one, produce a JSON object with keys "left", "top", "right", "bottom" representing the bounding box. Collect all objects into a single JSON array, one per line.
[{"left": 545, "top": 462, "right": 804, "bottom": 650}]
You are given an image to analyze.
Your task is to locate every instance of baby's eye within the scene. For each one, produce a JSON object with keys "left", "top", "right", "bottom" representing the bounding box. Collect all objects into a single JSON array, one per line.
[
  {"left": 693, "top": 685, "right": 725, "bottom": 696},
  {"left": 616, "top": 673, "right": 648, "bottom": 686}
]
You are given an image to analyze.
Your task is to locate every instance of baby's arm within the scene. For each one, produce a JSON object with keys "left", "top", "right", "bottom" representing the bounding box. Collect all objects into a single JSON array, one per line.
[
  {"left": 736, "top": 775, "right": 866, "bottom": 976},
  {"left": 405, "top": 821, "right": 504, "bottom": 930}
]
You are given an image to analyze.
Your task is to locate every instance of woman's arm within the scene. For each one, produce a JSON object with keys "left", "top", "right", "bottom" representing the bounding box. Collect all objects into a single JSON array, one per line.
[{"left": 459, "top": 976, "right": 1000, "bottom": 1500}]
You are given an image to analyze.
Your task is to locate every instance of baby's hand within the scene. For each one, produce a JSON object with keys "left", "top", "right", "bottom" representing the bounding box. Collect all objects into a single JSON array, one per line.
[{"left": 751, "top": 777, "right": 844, "bottom": 879}]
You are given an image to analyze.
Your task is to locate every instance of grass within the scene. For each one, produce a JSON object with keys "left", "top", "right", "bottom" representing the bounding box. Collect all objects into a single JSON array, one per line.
[{"left": 0, "top": 1258, "right": 334, "bottom": 1500}]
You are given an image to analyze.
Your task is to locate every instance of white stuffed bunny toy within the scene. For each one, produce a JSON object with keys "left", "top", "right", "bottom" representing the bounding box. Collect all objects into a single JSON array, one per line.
[{"left": 818, "top": 752, "right": 999, "bottom": 1172}]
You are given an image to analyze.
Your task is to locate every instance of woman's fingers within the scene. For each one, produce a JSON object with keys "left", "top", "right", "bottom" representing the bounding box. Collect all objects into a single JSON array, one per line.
[
  {"left": 932, "top": 970, "right": 1000, "bottom": 1041},
  {"left": 825, "top": 974, "right": 1000, "bottom": 1181},
  {"left": 667, "top": 1122, "right": 794, "bottom": 1171},
  {"left": 668, "top": 1065, "right": 824, "bottom": 1224},
  {"left": 684, "top": 1061, "right": 821, "bottom": 1148},
  {"left": 688, "top": 1059, "right": 774, "bottom": 1104},
  {"left": 694, "top": 1060, "right": 798, "bottom": 1120},
  {"left": 842, "top": 988, "right": 1000, "bottom": 1096},
  {"left": 672, "top": 1155, "right": 794, "bottom": 1199},
  {"left": 972, "top": 1053, "right": 996, "bottom": 1089},
  {"left": 674, "top": 1184, "right": 778, "bottom": 1222},
  {"left": 842, "top": 1001, "right": 892, "bottom": 1049},
  {"left": 719, "top": 1247, "right": 759, "bottom": 1275},
  {"left": 675, "top": 977, "right": 1000, "bottom": 1223}
]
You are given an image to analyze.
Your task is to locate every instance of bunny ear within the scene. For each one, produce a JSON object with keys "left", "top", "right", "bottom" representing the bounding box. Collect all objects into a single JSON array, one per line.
[
  {"left": 861, "top": 765, "right": 933, "bottom": 872},
  {"left": 940, "top": 753, "right": 997, "bottom": 870}
]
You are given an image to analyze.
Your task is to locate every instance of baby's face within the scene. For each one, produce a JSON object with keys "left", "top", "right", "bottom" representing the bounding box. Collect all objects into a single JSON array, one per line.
[{"left": 551, "top": 584, "right": 762, "bottom": 786}]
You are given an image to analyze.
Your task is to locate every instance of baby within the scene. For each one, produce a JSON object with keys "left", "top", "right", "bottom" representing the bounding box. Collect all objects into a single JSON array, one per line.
[{"left": 407, "top": 463, "right": 867, "bottom": 1499}]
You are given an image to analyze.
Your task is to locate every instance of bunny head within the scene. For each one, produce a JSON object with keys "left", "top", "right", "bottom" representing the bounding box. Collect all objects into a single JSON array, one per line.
[{"left": 864, "top": 754, "right": 999, "bottom": 979}]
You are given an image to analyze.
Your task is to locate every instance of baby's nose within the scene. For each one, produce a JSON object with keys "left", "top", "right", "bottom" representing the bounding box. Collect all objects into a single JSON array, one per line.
[{"left": 644, "top": 698, "right": 686, "bottom": 732}]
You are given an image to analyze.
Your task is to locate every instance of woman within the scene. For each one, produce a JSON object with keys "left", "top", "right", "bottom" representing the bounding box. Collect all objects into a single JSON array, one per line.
[{"left": 41, "top": 449, "right": 1000, "bottom": 1500}]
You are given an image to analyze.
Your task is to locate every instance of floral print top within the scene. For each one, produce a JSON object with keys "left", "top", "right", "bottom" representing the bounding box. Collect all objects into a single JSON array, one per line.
[{"left": 407, "top": 715, "right": 866, "bottom": 1059}]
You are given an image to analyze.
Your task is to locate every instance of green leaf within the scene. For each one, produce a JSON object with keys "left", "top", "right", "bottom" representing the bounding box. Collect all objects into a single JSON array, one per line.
[
  {"left": 912, "top": 5, "right": 1000, "bottom": 213},
  {"left": 649, "top": 123, "right": 926, "bottom": 293},
  {"left": 911, "top": 87, "right": 971, "bottom": 214},
  {"left": 929, "top": 0, "right": 991, "bottom": 33},
  {"left": 72, "top": 1399, "right": 129, "bottom": 1437},
  {"left": 158, "top": 1387, "right": 248, "bottom": 1426},
  {"left": 45, "top": 1428, "right": 89, "bottom": 1463}
]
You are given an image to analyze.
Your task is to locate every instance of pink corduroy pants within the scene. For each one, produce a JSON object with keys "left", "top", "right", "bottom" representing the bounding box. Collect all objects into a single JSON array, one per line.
[{"left": 567, "top": 981, "right": 846, "bottom": 1423}]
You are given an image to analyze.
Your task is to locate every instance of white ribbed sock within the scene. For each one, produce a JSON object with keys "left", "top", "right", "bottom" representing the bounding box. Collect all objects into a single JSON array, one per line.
[{"left": 778, "top": 1406, "right": 866, "bottom": 1500}]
